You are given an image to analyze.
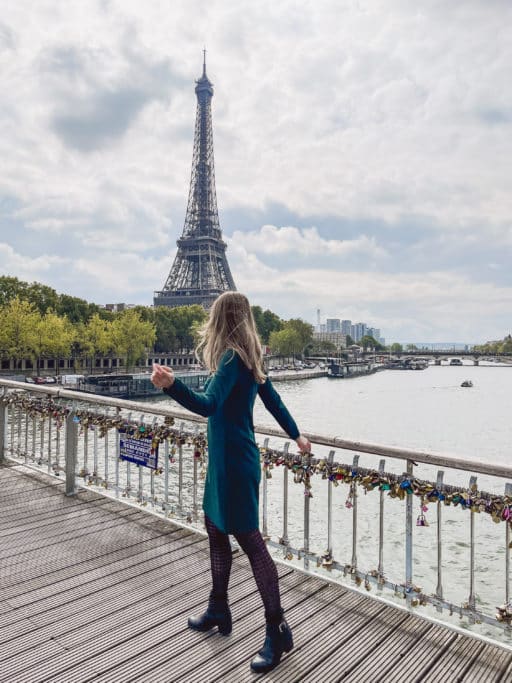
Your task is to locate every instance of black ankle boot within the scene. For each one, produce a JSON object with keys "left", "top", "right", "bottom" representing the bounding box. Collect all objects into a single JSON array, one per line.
[
  {"left": 187, "top": 592, "right": 232, "bottom": 636},
  {"left": 250, "top": 617, "right": 293, "bottom": 673}
]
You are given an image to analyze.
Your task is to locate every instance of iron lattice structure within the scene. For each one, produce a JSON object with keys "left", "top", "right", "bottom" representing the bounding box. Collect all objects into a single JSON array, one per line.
[{"left": 154, "top": 57, "right": 236, "bottom": 309}]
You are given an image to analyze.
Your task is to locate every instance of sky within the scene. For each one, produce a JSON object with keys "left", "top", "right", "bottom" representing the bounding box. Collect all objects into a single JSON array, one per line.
[{"left": 0, "top": 0, "right": 511, "bottom": 343}]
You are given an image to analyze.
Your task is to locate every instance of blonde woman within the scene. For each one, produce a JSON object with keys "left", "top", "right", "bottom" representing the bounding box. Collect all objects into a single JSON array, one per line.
[{"left": 151, "top": 292, "right": 311, "bottom": 674}]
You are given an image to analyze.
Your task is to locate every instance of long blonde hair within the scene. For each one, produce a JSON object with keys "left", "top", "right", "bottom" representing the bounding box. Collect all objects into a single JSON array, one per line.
[{"left": 196, "top": 292, "right": 266, "bottom": 384}]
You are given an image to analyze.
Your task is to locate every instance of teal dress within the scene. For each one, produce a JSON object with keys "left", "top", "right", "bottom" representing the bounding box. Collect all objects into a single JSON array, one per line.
[{"left": 163, "top": 350, "right": 300, "bottom": 534}]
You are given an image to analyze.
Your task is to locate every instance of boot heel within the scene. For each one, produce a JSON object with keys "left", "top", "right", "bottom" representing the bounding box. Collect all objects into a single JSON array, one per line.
[{"left": 218, "top": 620, "right": 232, "bottom": 636}]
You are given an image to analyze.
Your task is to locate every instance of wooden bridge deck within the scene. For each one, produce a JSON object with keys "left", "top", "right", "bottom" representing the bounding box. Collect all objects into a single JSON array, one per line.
[{"left": 1, "top": 464, "right": 512, "bottom": 683}]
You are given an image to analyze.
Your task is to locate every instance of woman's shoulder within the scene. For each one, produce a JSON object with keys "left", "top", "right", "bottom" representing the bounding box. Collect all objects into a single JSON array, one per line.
[{"left": 218, "top": 348, "right": 242, "bottom": 368}]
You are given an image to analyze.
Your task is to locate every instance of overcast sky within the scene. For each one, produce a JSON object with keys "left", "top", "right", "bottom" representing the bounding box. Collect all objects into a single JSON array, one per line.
[{"left": 1, "top": 0, "right": 511, "bottom": 343}]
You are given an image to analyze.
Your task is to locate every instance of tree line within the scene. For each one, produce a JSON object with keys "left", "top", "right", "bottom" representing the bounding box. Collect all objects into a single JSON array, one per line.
[{"left": 0, "top": 277, "right": 320, "bottom": 371}]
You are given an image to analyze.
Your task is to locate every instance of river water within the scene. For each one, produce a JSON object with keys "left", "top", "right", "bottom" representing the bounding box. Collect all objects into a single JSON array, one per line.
[{"left": 154, "top": 361, "right": 512, "bottom": 637}]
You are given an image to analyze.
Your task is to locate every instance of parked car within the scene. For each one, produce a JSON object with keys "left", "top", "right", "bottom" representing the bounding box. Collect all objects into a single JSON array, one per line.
[
  {"left": 34, "top": 377, "right": 46, "bottom": 384},
  {"left": 44, "top": 377, "right": 57, "bottom": 384},
  {"left": 25, "top": 377, "right": 35, "bottom": 384}
]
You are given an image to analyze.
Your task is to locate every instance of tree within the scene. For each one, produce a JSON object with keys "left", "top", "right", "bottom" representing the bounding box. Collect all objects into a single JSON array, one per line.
[
  {"left": 111, "top": 309, "right": 156, "bottom": 370},
  {"left": 56, "top": 294, "right": 99, "bottom": 324},
  {"left": 500, "top": 335, "right": 512, "bottom": 353},
  {"left": 34, "top": 312, "right": 76, "bottom": 374},
  {"left": 251, "top": 306, "right": 283, "bottom": 344},
  {"left": 406, "top": 343, "right": 418, "bottom": 351},
  {"left": 390, "top": 343, "right": 403, "bottom": 353},
  {"left": 80, "top": 314, "right": 113, "bottom": 373},
  {"left": 307, "top": 340, "right": 337, "bottom": 355},
  {"left": 269, "top": 328, "right": 303, "bottom": 357},
  {"left": 283, "top": 319, "right": 314, "bottom": 351},
  {"left": 0, "top": 297, "right": 40, "bottom": 368}
]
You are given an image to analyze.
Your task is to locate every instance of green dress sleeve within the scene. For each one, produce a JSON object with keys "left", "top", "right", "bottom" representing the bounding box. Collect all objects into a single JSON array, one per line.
[
  {"left": 257, "top": 378, "right": 300, "bottom": 440},
  {"left": 163, "top": 350, "right": 239, "bottom": 417}
]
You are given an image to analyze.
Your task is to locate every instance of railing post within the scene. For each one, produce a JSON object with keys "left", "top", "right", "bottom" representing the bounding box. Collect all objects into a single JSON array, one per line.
[
  {"left": 435, "top": 470, "right": 444, "bottom": 611},
  {"left": 262, "top": 438, "right": 270, "bottom": 539},
  {"left": 65, "top": 412, "right": 78, "bottom": 496},
  {"left": 468, "top": 475, "right": 478, "bottom": 611},
  {"left": 326, "top": 450, "right": 335, "bottom": 563},
  {"left": 303, "top": 452, "right": 311, "bottom": 570},
  {"left": 0, "top": 400, "right": 6, "bottom": 465},
  {"left": 178, "top": 422, "right": 184, "bottom": 512},
  {"left": 505, "top": 483, "right": 512, "bottom": 606},
  {"left": 280, "top": 442, "right": 290, "bottom": 551},
  {"left": 405, "top": 459, "right": 414, "bottom": 603},
  {"left": 377, "top": 459, "right": 386, "bottom": 582},
  {"left": 351, "top": 454, "right": 360, "bottom": 573}
]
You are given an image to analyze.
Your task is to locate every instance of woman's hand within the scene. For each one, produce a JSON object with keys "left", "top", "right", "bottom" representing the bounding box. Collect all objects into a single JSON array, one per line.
[
  {"left": 151, "top": 363, "right": 175, "bottom": 390},
  {"left": 296, "top": 434, "right": 311, "bottom": 453}
]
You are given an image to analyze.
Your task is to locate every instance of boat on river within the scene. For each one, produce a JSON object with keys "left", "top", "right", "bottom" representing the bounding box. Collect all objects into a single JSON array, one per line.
[{"left": 73, "top": 372, "right": 209, "bottom": 399}]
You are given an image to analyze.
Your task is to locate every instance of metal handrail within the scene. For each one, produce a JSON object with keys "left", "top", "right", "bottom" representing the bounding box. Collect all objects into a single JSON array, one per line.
[{"left": 0, "top": 378, "right": 510, "bottom": 478}]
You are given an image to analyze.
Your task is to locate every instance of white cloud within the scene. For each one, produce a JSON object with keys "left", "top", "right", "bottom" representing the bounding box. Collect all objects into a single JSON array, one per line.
[
  {"left": 229, "top": 225, "right": 387, "bottom": 259},
  {"left": 0, "top": 0, "right": 511, "bottom": 342},
  {"left": 0, "top": 242, "right": 68, "bottom": 277}
]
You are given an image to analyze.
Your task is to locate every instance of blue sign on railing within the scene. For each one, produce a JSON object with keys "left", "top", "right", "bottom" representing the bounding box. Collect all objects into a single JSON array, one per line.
[{"left": 119, "top": 435, "right": 158, "bottom": 470}]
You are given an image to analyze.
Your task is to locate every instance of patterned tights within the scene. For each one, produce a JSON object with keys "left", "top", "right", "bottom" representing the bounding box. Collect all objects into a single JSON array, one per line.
[{"left": 205, "top": 515, "right": 283, "bottom": 623}]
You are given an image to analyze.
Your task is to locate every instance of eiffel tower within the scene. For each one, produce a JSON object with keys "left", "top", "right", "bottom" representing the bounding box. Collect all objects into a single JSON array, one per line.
[{"left": 154, "top": 54, "right": 236, "bottom": 309}]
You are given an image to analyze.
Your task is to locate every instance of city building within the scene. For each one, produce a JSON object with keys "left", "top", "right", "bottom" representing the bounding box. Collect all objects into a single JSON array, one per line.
[
  {"left": 313, "top": 331, "right": 347, "bottom": 351},
  {"left": 326, "top": 318, "right": 341, "bottom": 333}
]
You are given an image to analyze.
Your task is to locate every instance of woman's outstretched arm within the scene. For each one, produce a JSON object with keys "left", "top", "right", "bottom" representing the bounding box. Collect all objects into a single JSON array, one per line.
[
  {"left": 258, "top": 378, "right": 311, "bottom": 451},
  {"left": 152, "top": 351, "right": 239, "bottom": 417}
]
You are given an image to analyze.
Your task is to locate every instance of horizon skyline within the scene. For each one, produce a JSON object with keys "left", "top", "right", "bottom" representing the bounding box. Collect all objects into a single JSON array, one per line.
[{"left": 1, "top": 2, "right": 511, "bottom": 343}]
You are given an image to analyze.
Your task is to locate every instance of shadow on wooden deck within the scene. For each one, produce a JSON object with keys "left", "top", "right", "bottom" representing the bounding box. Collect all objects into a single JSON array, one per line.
[{"left": 1, "top": 463, "right": 511, "bottom": 683}]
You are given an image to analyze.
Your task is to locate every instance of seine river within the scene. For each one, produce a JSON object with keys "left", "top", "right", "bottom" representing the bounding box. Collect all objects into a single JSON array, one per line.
[{"left": 156, "top": 361, "right": 512, "bottom": 638}]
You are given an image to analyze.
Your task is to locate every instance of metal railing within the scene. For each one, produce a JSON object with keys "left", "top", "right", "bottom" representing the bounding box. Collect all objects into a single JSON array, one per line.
[{"left": 1, "top": 378, "right": 512, "bottom": 639}]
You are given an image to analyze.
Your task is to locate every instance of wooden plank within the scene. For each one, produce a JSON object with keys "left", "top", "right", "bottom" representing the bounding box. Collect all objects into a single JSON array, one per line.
[
  {"left": 265, "top": 601, "right": 408, "bottom": 683},
  {"left": 221, "top": 590, "right": 381, "bottom": 683},
  {"left": 420, "top": 635, "right": 485, "bottom": 683},
  {"left": 341, "top": 614, "right": 433, "bottom": 682},
  {"left": 377, "top": 623, "right": 457, "bottom": 682},
  {"left": 9, "top": 566, "right": 304, "bottom": 683},
  {"left": 88, "top": 576, "right": 327, "bottom": 683},
  {"left": 479, "top": 644, "right": 512, "bottom": 682},
  {"left": 0, "top": 527, "right": 182, "bottom": 599},
  {"left": 2, "top": 465, "right": 512, "bottom": 683}
]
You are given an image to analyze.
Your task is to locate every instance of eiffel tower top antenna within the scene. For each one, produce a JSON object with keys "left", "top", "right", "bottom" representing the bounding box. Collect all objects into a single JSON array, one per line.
[{"left": 153, "top": 54, "right": 236, "bottom": 309}]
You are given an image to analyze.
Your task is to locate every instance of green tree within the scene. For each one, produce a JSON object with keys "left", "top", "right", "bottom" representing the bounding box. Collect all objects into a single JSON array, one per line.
[
  {"left": 80, "top": 314, "right": 113, "bottom": 373},
  {"left": 406, "top": 343, "right": 418, "bottom": 351},
  {"left": 111, "top": 309, "right": 156, "bottom": 370},
  {"left": 283, "top": 318, "right": 314, "bottom": 351},
  {"left": 26, "top": 282, "right": 59, "bottom": 314},
  {"left": 33, "top": 312, "right": 76, "bottom": 374},
  {"left": 307, "top": 340, "right": 337, "bottom": 355},
  {"left": 251, "top": 306, "right": 284, "bottom": 344},
  {"left": 153, "top": 307, "right": 177, "bottom": 352},
  {"left": 390, "top": 342, "right": 403, "bottom": 353},
  {"left": 0, "top": 297, "right": 40, "bottom": 368},
  {"left": 0, "top": 276, "right": 29, "bottom": 307},
  {"left": 345, "top": 334, "right": 355, "bottom": 346},
  {"left": 164, "top": 305, "right": 207, "bottom": 351},
  {"left": 56, "top": 294, "right": 101, "bottom": 324},
  {"left": 500, "top": 335, "right": 512, "bottom": 353},
  {"left": 269, "top": 328, "right": 303, "bottom": 357}
]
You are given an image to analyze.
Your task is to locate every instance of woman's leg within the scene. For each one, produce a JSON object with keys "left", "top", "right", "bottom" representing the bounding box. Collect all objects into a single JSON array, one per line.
[
  {"left": 187, "top": 515, "right": 233, "bottom": 634},
  {"left": 233, "top": 527, "right": 282, "bottom": 622},
  {"left": 205, "top": 515, "right": 233, "bottom": 599}
]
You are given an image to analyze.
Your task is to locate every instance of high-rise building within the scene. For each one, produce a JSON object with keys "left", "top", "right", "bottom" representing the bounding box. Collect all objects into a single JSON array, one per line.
[
  {"left": 326, "top": 318, "right": 341, "bottom": 333},
  {"left": 154, "top": 55, "right": 236, "bottom": 309},
  {"left": 341, "top": 320, "right": 352, "bottom": 336}
]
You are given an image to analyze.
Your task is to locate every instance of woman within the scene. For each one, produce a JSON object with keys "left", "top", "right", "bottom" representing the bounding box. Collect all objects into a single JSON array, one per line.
[{"left": 151, "top": 292, "right": 311, "bottom": 674}]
